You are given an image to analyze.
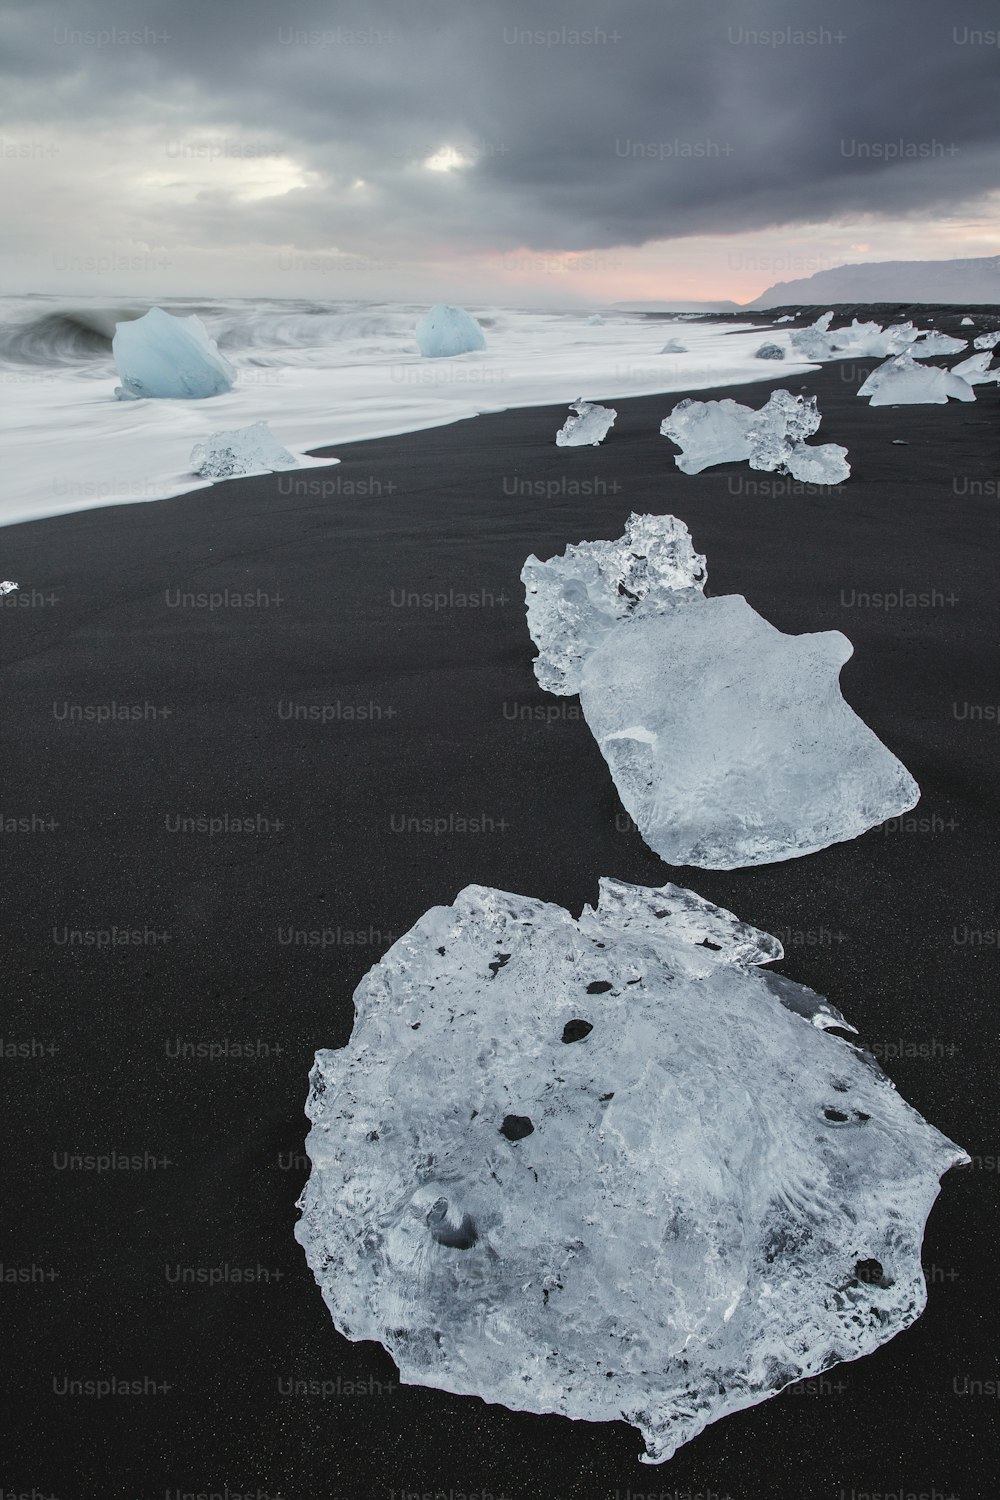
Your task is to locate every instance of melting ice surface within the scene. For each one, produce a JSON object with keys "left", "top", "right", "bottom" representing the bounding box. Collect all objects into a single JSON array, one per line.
[
  {"left": 858, "top": 352, "right": 975, "bottom": 406},
  {"left": 555, "top": 398, "right": 617, "bottom": 447},
  {"left": 522, "top": 513, "right": 919, "bottom": 868},
  {"left": 112, "top": 307, "right": 235, "bottom": 399},
  {"left": 295, "top": 877, "right": 968, "bottom": 1464},
  {"left": 661, "top": 388, "right": 850, "bottom": 485},
  {"left": 414, "top": 304, "right": 486, "bottom": 358},
  {"left": 190, "top": 420, "right": 299, "bottom": 479}
]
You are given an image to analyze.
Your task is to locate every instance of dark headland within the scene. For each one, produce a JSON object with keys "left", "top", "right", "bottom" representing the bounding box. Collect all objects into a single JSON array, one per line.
[{"left": 2, "top": 306, "right": 998, "bottom": 1500}]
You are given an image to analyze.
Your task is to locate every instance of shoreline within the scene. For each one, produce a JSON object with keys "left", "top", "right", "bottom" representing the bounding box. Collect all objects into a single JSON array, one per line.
[{"left": 2, "top": 333, "right": 997, "bottom": 1499}]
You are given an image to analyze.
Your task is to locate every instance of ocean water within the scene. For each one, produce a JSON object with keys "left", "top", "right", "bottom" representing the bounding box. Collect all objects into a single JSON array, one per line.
[{"left": 0, "top": 296, "right": 811, "bottom": 526}]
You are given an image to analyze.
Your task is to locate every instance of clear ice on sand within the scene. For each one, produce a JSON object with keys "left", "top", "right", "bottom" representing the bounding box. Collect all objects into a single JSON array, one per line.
[
  {"left": 858, "top": 351, "right": 975, "bottom": 406},
  {"left": 295, "top": 877, "right": 967, "bottom": 1464},
  {"left": 660, "top": 388, "right": 850, "bottom": 484},
  {"left": 521, "top": 513, "right": 918, "bottom": 868},
  {"left": 555, "top": 399, "right": 617, "bottom": 447},
  {"left": 112, "top": 307, "right": 236, "bottom": 399}
]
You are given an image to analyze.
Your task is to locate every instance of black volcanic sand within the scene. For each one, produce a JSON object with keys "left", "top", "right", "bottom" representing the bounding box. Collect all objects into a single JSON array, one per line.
[{"left": 2, "top": 311, "right": 999, "bottom": 1500}]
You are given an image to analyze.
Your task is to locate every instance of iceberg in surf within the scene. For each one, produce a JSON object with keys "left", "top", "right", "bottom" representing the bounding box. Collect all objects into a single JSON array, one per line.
[
  {"left": 296, "top": 876, "right": 968, "bottom": 1465},
  {"left": 414, "top": 304, "right": 486, "bottom": 358},
  {"left": 754, "top": 342, "right": 784, "bottom": 360},
  {"left": 521, "top": 513, "right": 917, "bottom": 868},
  {"left": 659, "top": 338, "right": 688, "bottom": 354},
  {"left": 112, "top": 307, "right": 235, "bottom": 399},
  {"left": 555, "top": 399, "right": 617, "bottom": 447},
  {"left": 190, "top": 420, "right": 298, "bottom": 478},
  {"left": 661, "top": 389, "right": 850, "bottom": 485},
  {"left": 858, "top": 351, "right": 975, "bottom": 406}
]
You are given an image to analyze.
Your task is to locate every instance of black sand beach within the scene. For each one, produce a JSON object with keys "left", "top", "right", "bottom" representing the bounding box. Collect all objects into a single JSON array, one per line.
[{"left": 2, "top": 316, "right": 998, "bottom": 1500}]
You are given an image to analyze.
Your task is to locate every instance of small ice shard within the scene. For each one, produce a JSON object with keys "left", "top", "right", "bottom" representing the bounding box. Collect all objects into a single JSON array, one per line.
[
  {"left": 782, "top": 443, "right": 851, "bottom": 484},
  {"left": 961, "top": 316, "right": 974, "bottom": 326},
  {"left": 662, "top": 389, "right": 849, "bottom": 483},
  {"left": 522, "top": 514, "right": 916, "bottom": 867},
  {"left": 1, "top": 580, "right": 18, "bottom": 595},
  {"left": 909, "top": 332, "right": 967, "bottom": 357},
  {"left": 521, "top": 511, "right": 706, "bottom": 695},
  {"left": 754, "top": 342, "right": 785, "bottom": 359},
  {"left": 858, "top": 351, "right": 975, "bottom": 406},
  {"left": 659, "top": 338, "right": 688, "bottom": 353},
  {"left": 774, "top": 313, "right": 795, "bottom": 322},
  {"left": 414, "top": 304, "right": 486, "bottom": 358},
  {"left": 973, "top": 329, "right": 1000, "bottom": 350},
  {"left": 189, "top": 420, "right": 299, "bottom": 479},
  {"left": 295, "top": 876, "right": 968, "bottom": 1466},
  {"left": 112, "top": 307, "right": 236, "bottom": 399},
  {"left": 950, "top": 352, "right": 1000, "bottom": 386},
  {"left": 555, "top": 399, "right": 617, "bottom": 448}
]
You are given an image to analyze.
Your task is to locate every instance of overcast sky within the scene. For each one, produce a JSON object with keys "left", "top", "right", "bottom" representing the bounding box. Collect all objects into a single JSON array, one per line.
[{"left": 2, "top": 0, "right": 999, "bottom": 304}]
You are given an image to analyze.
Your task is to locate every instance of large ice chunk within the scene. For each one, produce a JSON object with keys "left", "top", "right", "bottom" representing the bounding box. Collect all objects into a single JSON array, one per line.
[
  {"left": 295, "top": 877, "right": 967, "bottom": 1465},
  {"left": 112, "top": 307, "right": 235, "bottom": 399},
  {"left": 522, "top": 511, "right": 706, "bottom": 694},
  {"left": 659, "top": 397, "right": 753, "bottom": 473},
  {"left": 555, "top": 399, "right": 617, "bottom": 447},
  {"left": 973, "top": 329, "right": 1000, "bottom": 350},
  {"left": 909, "top": 331, "right": 967, "bottom": 357},
  {"left": 522, "top": 514, "right": 917, "bottom": 867},
  {"left": 414, "top": 304, "right": 486, "bottom": 358},
  {"left": 579, "top": 594, "right": 917, "bottom": 867},
  {"left": 189, "top": 420, "right": 299, "bottom": 478},
  {"left": 661, "top": 389, "right": 849, "bottom": 484},
  {"left": 754, "top": 342, "right": 784, "bottom": 359},
  {"left": 858, "top": 351, "right": 975, "bottom": 406},
  {"left": 950, "top": 352, "right": 1000, "bottom": 386}
]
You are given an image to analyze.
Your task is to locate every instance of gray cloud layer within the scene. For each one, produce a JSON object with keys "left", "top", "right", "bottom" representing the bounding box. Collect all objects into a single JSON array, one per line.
[{"left": 2, "top": 0, "right": 999, "bottom": 261}]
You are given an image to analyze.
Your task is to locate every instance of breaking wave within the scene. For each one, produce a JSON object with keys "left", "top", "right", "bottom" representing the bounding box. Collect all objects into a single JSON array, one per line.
[{"left": 0, "top": 297, "right": 449, "bottom": 371}]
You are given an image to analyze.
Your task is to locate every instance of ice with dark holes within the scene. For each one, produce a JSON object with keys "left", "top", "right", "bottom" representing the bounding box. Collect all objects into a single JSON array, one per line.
[
  {"left": 521, "top": 513, "right": 918, "bottom": 868},
  {"left": 295, "top": 878, "right": 968, "bottom": 1464}
]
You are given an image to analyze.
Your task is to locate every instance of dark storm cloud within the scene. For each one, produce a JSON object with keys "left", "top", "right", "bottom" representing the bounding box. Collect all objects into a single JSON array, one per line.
[{"left": 2, "top": 0, "right": 999, "bottom": 256}]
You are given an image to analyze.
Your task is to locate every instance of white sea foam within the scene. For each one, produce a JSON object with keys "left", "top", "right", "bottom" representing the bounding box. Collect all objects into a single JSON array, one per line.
[{"left": 0, "top": 297, "right": 815, "bottom": 526}]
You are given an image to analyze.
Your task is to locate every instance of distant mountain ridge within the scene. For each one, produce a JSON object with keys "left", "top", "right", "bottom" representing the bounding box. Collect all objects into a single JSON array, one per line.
[
  {"left": 746, "top": 254, "right": 1000, "bottom": 308},
  {"left": 610, "top": 299, "right": 741, "bottom": 313}
]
